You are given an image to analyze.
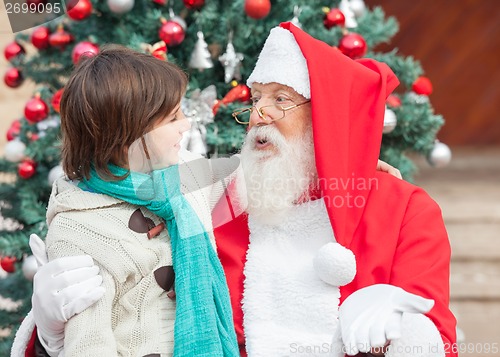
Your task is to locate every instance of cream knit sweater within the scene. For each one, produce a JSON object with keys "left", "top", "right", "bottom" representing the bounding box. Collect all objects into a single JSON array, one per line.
[{"left": 42, "top": 150, "right": 242, "bottom": 357}]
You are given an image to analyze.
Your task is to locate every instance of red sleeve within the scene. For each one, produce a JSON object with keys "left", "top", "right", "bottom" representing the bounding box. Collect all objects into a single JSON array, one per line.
[{"left": 391, "top": 188, "right": 457, "bottom": 357}]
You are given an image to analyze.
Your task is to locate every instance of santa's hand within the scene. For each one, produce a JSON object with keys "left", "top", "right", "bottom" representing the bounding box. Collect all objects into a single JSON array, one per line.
[
  {"left": 30, "top": 234, "right": 105, "bottom": 355},
  {"left": 338, "top": 284, "right": 434, "bottom": 356}
]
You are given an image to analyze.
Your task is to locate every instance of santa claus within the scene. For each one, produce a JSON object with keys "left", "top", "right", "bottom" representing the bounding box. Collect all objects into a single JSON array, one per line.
[{"left": 13, "top": 23, "right": 456, "bottom": 357}]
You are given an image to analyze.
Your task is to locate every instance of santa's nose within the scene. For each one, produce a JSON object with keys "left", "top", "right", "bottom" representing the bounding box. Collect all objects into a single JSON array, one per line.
[{"left": 249, "top": 106, "right": 270, "bottom": 129}]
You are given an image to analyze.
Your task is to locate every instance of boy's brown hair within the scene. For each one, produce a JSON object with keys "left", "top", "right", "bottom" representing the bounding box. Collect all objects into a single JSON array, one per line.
[{"left": 60, "top": 45, "right": 188, "bottom": 180}]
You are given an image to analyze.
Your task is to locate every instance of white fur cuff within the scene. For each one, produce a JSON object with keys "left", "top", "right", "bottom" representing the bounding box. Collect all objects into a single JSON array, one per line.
[
  {"left": 10, "top": 309, "right": 35, "bottom": 357},
  {"left": 385, "top": 313, "right": 445, "bottom": 357}
]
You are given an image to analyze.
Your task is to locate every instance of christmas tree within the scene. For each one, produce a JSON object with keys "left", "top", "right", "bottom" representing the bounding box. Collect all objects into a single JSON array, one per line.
[{"left": 0, "top": 0, "right": 451, "bottom": 352}]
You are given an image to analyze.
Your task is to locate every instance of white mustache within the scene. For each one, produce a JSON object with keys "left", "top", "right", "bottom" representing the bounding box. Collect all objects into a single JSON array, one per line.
[{"left": 245, "top": 125, "right": 287, "bottom": 150}]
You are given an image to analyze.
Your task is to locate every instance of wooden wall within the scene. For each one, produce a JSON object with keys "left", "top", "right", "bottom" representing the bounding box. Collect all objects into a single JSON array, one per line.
[{"left": 365, "top": 0, "right": 500, "bottom": 145}]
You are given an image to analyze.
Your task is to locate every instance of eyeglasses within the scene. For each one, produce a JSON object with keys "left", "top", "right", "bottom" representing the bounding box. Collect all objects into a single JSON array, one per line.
[{"left": 232, "top": 100, "right": 311, "bottom": 125}]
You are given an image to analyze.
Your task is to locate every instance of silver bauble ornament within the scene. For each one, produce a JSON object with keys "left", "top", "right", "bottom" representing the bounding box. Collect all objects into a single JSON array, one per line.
[
  {"left": 428, "top": 141, "right": 452, "bottom": 168},
  {"left": 48, "top": 165, "right": 65, "bottom": 186},
  {"left": 4, "top": 140, "right": 26, "bottom": 162},
  {"left": 107, "top": 0, "right": 134, "bottom": 14},
  {"left": 22, "top": 255, "right": 38, "bottom": 281},
  {"left": 383, "top": 107, "right": 397, "bottom": 134}
]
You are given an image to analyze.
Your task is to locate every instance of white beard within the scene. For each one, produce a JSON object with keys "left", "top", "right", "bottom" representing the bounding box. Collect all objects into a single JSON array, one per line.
[{"left": 239, "top": 125, "right": 317, "bottom": 226}]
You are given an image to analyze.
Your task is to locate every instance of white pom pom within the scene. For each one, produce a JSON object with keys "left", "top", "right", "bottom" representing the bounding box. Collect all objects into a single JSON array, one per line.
[{"left": 313, "top": 242, "right": 356, "bottom": 286}]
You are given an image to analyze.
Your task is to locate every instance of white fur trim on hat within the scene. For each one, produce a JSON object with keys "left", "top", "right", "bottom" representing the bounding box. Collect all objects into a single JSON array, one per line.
[{"left": 247, "top": 27, "right": 310, "bottom": 99}]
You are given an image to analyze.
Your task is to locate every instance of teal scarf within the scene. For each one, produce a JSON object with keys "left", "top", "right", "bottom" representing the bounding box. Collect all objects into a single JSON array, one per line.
[{"left": 82, "top": 164, "right": 239, "bottom": 356}]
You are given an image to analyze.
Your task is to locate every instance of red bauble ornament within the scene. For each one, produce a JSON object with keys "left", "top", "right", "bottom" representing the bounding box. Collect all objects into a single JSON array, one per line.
[
  {"left": 158, "top": 19, "right": 185, "bottom": 47},
  {"left": 338, "top": 33, "right": 367, "bottom": 59},
  {"left": 49, "top": 27, "right": 74, "bottom": 49},
  {"left": 412, "top": 76, "right": 433, "bottom": 95},
  {"left": 153, "top": 0, "right": 167, "bottom": 5},
  {"left": 31, "top": 26, "right": 50, "bottom": 49},
  {"left": 0, "top": 256, "right": 17, "bottom": 273},
  {"left": 244, "top": 0, "right": 271, "bottom": 19},
  {"left": 222, "top": 84, "right": 251, "bottom": 103},
  {"left": 30, "top": 133, "right": 39, "bottom": 141},
  {"left": 4, "top": 41, "right": 25, "bottom": 61},
  {"left": 51, "top": 88, "right": 64, "bottom": 113},
  {"left": 324, "top": 8, "right": 345, "bottom": 29},
  {"left": 6, "top": 120, "right": 21, "bottom": 141},
  {"left": 386, "top": 94, "right": 402, "bottom": 108},
  {"left": 183, "top": 0, "right": 204, "bottom": 10},
  {"left": 213, "top": 84, "right": 251, "bottom": 114},
  {"left": 66, "top": 0, "right": 93, "bottom": 21},
  {"left": 72, "top": 41, "right": 99, "bottom": 65},
  {"left": 4, "top": 67, "right": 24, "bottom": 88},
  {"left": 18, "top": 159, "right": 37, "bottom": 179},
  {"left": 24, "top": 95, "right": 49, "bottom": 124}
]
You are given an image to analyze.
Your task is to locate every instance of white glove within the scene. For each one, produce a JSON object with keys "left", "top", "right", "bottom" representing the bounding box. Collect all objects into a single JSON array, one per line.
[
  {"left": 30, "top": 234, "right": 105, "bottom": 356},
  {"left": 338, "top": 284, "right": 434, "bottom": 355}
]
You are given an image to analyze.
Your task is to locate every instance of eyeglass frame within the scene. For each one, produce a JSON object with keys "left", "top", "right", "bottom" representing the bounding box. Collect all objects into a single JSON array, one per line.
[{"left": 231, "top": 100, "right": 311, "bottom": 125}]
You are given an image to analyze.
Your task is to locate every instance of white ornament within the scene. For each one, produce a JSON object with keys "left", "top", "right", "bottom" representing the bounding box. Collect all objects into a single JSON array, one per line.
[
  {"left": 187, "top": 125, "right": 207, "bottom": 156},
  {"left": 189, "top": 31, "right": 214, "bottom": 71},
  {"left": 180, "top": 85, "right": 217, "bottom": 156},
  {"left": 313, "top": 242, "right": 356, "bottom": 287},
  {"left": 180, "top": 126, "right": 207, "bottom": 156},
  {"left": 107, "top": 0, "right": 134, "bottom": 14},
  {"left": 339, "top": 0, "right": 358, "bottom": 28},
  {"left": 428, "top": 141, "right": 452, "bottom": 168},
  {"left": 22, "top": 255, "right": 38, "bottom": 281},
  {"left": 219, "top": 34, "right": 244, "bottom": 83},
  {"left": 180, "top": 130, "right": 191, "bottom": 151},
  {"left": 4, "top": 140, "right": 26, "bottom": 162},
  {"left": 36, "top": 115, "right": 60, "bottom": 132},
  {"left": 383, "top": 106, "right": 397, "bottom": 134},
  {"left": 349, "top": 0, "right": 366, "bottom": 17},
  {"left": 48, "top": 165, "right": 65, "bottom": 186},
  {"left": 289, "top": 6, "right": 302, "bottom": 29}
]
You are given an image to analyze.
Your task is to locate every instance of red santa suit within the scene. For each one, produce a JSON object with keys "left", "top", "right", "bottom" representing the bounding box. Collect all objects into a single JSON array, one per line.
[{"left": 214, "top": 22, "right": 457, "bottom": 357}]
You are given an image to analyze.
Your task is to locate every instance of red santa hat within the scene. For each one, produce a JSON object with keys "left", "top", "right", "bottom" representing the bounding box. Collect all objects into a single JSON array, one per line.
[{"left": 247, "top": 22, "right": 399, "bottom": 248}]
